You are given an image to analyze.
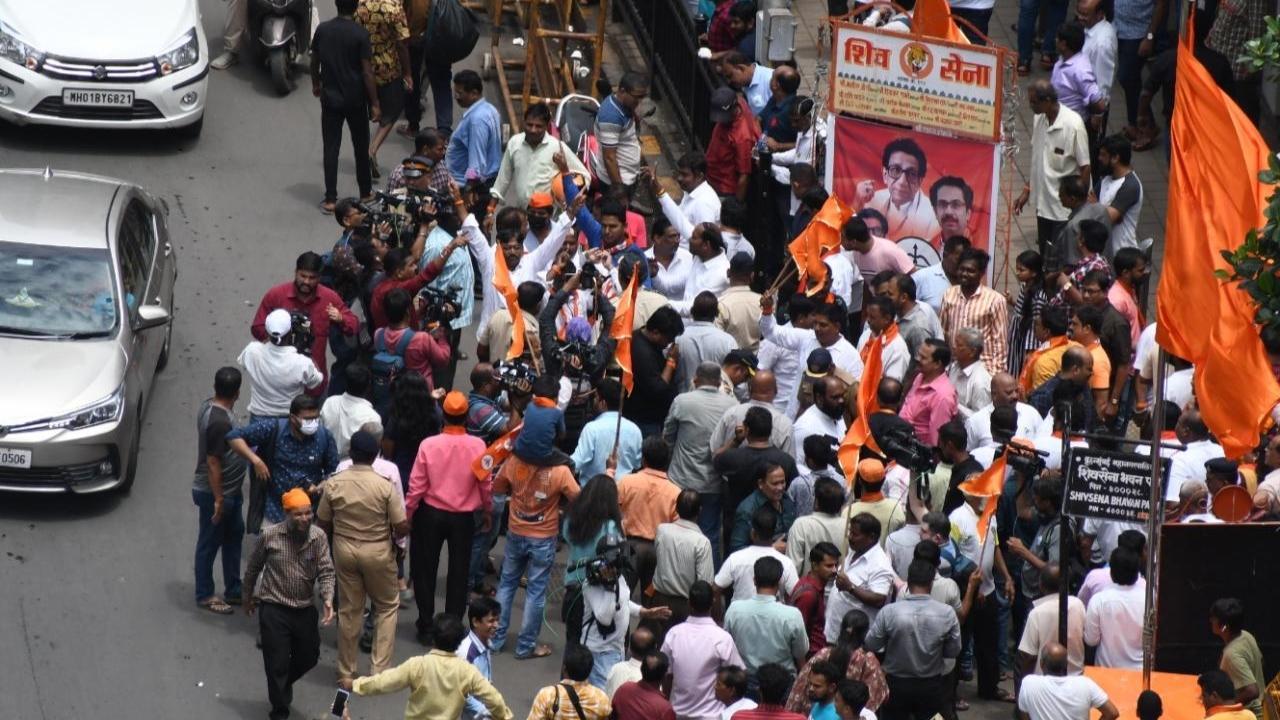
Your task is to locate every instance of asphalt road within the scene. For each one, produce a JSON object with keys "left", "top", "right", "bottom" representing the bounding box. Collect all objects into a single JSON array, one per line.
[{"left": 0, "top": 3, "right": 566, "bottom": 719}]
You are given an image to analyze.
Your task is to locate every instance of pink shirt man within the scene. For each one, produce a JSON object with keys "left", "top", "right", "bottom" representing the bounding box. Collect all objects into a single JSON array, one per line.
[
  {"left": 661, "top": 615, "right": 745, "bottom": 720},
  {"left": 1107, "top": 284, "right": 1142, "bottom": 349},
  {"left": 406, "top": 425, "right": 489, "bottom": 515},
  {"left": 900, "top": 372, "right": 958, "bottom": 446},
  {"left": 848, "top": 236, "right": 914, "bottom": 283}
]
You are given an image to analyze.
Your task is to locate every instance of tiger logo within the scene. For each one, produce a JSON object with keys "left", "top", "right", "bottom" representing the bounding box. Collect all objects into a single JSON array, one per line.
[{"left": 900, "top": 42, "right": 933, "bottom": 79}]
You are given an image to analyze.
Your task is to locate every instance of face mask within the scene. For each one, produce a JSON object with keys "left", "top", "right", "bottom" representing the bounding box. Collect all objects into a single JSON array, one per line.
[{"left": 299, "top": 418, "right": 320, "bottom": 436}]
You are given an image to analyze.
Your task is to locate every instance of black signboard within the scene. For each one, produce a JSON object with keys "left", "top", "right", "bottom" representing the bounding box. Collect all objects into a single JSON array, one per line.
[{"left": 1064, "top": 447, "right": 1169, "bottom": 523}]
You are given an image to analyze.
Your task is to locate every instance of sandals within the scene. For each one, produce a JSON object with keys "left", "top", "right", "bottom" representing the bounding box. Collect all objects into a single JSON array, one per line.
[
  {"left": 320, "top": 200, "right": 336, "bottom": 215},
  {"left": 515, "top": 643, "right": 553, "bottom": 660},
  {"left": 199, "top": 596, "right": 234, "bottom": 615}
]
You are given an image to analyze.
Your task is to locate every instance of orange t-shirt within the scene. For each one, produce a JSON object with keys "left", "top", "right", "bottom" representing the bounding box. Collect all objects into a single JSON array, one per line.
[
  {"left": 1085, "top": 340, "right": 1111, "bottom": 390},
  {"left": 616, "top": 469, "right": 680, "bottom": 541},
  {"left": 493, "top": 455, "right": 580, "bottom": 539}
]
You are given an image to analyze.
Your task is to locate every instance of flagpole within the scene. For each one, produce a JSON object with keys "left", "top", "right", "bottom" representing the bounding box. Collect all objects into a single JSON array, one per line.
[
  {"left": 1143, "top": 347, "right": 1168, "bottom": 691},
  {"left": 611, "top": 389, "right": 627, "bottom": 461}
]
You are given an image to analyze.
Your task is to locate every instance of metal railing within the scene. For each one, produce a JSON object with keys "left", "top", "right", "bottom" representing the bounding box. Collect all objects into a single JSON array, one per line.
[{"left": 615, "top": 0, "right": 719, "bottom": 150}]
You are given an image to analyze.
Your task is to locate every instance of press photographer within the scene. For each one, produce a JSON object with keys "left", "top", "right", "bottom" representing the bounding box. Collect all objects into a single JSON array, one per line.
[
  {"left": 415, "top": 178, "right": 478, "bottom": 390},
  {"left": 575, "top": 531, "right": 671, "bottom": 687},
  {"left": 239, "top": 309, "right": 325, "bottom": 423}
]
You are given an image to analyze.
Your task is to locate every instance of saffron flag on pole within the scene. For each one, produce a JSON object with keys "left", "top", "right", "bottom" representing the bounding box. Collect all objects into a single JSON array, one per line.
[
  {"left": 472, "top": 422, "right": 523, "bottom": 481},
  {"left": 611, "top": 269, "right": 639, "bottom": 394},
  {"left": 493, "top": 247, "right": 525, "bottom": 360},
  {"left": 1155, "top": 28, "right": 1280, "bottom": 457},
  {"left": 838, "top": 331, "right": 885, "bottom": 482},
  {"left": 913, "top": 0, "right": 971, "bottom": 44},
  {"left": 957, "top": 451, "right": 1009, "bottom": 539},
  {"left": 789, "top": 195, "right": 853, "bottom": 297}
]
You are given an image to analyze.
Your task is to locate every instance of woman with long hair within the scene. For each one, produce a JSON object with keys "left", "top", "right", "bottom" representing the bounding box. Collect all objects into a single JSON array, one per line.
[
  {"left": 1007, "top": 249, "right": 1048, "bottom": 380},
  {"left": 786, "top": 609, "right": 888, "bottom": 714},
  {"left": 561, "top": 475, "right": 624, "bottom": 655},
  {"left": 381, "top": 373, "right": 441, "bottom": 491}
]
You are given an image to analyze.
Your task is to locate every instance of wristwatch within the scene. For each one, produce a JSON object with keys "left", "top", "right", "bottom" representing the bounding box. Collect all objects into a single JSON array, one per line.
[{"left": 1145, "top": 32, "right": 1154, "bottom": 40}]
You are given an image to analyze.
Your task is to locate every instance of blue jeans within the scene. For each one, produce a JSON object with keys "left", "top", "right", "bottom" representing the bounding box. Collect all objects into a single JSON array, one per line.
[
  {"left": 1017, "top": 0, "right": 1067, "bottom": 66},
  {"left": 590, "top": 649, "right": 624, "bottom": 689},
  {"left": 493, "top": 532, "right": 556, "bottom": 656},
  {"left": 193, "top": 489, "right": 245, "bottom": 602},
  {"left": 697, "top": 492, "right": 723, "bottom": 569},
  {"left": 470, "top": 495, "right": 509, "bottom": 589}
]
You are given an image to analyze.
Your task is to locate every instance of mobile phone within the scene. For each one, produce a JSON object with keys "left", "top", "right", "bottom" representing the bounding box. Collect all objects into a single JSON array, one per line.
[{"left": 331, "top": 688, "right": 350, "bottom": 717}]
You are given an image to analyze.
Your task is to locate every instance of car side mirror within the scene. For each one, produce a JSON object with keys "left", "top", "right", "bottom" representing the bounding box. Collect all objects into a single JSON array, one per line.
[{"left": 136, "top": 304, "right": 170, "bottom": 330}]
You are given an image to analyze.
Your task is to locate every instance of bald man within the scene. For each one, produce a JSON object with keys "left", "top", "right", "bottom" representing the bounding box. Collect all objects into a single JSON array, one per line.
[
  {"left": 1028, "top": 346, "right": 1094, "bottom": 419},
  {"left": 1164, "top": 409, "right": 1224, "bottom": 509},
  {"left": 710, "top": 370, "right": 796, "bottom": 455},
  {"left": 1017, "top": 642, "right": 1118, "bottom": 720},
  {"left": 965, "top": 372, "right": 1044, "bottom": 450},
  {"left": 794, "top": 376, "right": 848, "bottom": 467}
]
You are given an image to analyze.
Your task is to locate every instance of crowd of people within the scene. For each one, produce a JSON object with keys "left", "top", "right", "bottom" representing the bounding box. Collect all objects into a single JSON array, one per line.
[{"left": 187, "top": 0, "right": 1280, "bottom": 719}]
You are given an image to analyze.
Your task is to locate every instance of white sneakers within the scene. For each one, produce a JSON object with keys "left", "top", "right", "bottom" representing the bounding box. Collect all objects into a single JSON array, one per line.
[{"left": 210, "top": 51, "right": 238, "bottom": 70}]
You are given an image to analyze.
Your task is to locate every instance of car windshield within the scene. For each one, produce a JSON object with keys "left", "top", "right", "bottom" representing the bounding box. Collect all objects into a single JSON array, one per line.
[{"left": 0, "top": 241, "right": 118, "bottom": 337}]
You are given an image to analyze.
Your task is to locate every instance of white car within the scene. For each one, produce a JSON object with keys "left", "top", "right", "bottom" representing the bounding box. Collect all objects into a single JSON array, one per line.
[{"left": 0, "top": 0, "right": 208, "bottom": 136}]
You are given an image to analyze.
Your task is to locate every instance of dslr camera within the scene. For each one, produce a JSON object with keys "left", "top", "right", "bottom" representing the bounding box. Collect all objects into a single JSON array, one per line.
[
  {"left": 288, "top": 311, "right": 314, "bottom": 356},
  {"left": 416, "top": 285, "right": 461, "bottom": 331}
]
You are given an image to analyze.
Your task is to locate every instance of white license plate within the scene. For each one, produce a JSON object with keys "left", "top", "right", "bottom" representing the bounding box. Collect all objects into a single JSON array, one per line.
[
  {"left": 62, "top": 88, "right": 134, "bottom": 107},
  {"left": 0, "top": 447, "right": 32, "bottom": 469}
]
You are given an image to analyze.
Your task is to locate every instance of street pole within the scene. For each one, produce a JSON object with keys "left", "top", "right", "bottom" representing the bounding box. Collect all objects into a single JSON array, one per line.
[
  {"left": 1059, "top": 402, "right": 1072, "bottom": 647},
  {"left": 1143, "top": 347, "right": 1169, "bottom": 690}
]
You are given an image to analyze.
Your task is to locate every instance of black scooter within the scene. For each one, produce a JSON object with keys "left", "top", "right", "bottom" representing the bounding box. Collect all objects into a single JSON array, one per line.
[{"left": 247, "top": 0, "right": 312, "bottom": 95}]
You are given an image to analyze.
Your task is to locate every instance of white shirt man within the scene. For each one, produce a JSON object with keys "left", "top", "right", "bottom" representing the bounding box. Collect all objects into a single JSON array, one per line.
[
  {"left": 465, "top": 213, "right": 574, "bottom": 334},
  {"left": 793, "top": 404, "right": 846, "bottom": 468},
  {"left": 759, "top": 315, "right": 864, "bottom": 389},
  {"left": 1030, "top": 103, "right": 1090, "bottom": 223},
  {"left": 1084, "top": 581, "right": 1145, "bottom": 668},
  {"left": 949, "top": 360, "right": 993, "bottom": 420},
  {"left": 965, "top": 402, "right": 1043, "bottom": 450},
  {"left": 857, "top": 327, "right": 910, "bottom": 382},
  {"left": 949, "top": 503, "right": 997, "bottom": 597},
  {"left": 659, "top": 184, "right": 721, "bottom": 249},
  {"left": 671, "top": 252, "right": 731, "bottom": 316},
  {"left": 1018, "top": 594, "right": 1087, "bottom": 674},
  {"left": 1164, "top": 437, "right": 1225, "bottom": 502},
  {"left": 1018, "top": 673, "right": 1114, "bottom": 720},
  {"left": 1082, "top": 17, "right": 1118, "bottom": 97},
  {"left": 825, "top": 253, "right": 861, "bottom": 312},
  {"left": 647, "top": 245, "right": 695, "bottom": 301},
  {"left": 824, "top": 543, "right": 896, "bottom": 641},
  {"left": 320, "top": 392, "right": 383, "bottom": 458},
  {"left": 238, "top": 318, "right": 324, "bottom": 418},
  {"left": 913, "top": 262, "right": 952, "bottom": 314},
  {"left": 714, "top": 544, "right": 799, "bottom": 604}
]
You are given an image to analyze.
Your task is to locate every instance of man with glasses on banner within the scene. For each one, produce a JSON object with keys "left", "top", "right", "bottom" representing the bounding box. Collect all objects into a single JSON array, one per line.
[{"left": 854, "top": 137, "right": 942, "bottom": 244}]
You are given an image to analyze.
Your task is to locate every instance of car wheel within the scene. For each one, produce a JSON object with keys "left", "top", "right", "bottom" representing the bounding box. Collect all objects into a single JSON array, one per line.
[
  {"left": 156, "top": 315, "right": 173, "bottom": 371},
  {"left": 177, "top": 114, "right": 204, "bottom": 140},
  {"left": 115, "top": 416, "right": 141, "bottom": 495},
  {"left": 269, "top": 47, "right": 296, "bottom": 95}
]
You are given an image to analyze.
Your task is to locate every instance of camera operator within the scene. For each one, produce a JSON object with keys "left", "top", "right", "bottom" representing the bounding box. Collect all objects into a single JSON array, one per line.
[
  {"left": 240, "top": 309, "right": 324, "bottom": 423},
  {"left": 539, "top": 266, "right": 617, "bottom": 449},
  {"left": 252, "top": 251, "right": 359, "bottom": 396},
  {"left": 580, "top": 533, "right": 672, "bottom": 688},
  {"left": 368, "top": 232, "right": 466, "bottom": 330},
  {"left": 414, "top": 179, "right": 475, "bottom": 390}
]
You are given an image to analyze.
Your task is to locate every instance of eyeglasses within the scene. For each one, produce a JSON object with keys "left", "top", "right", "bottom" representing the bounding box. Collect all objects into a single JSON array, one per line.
[
  {"left": 884, "top": 164, "right": 921, "bottom": 184},
  {"left": 936, "top": 199, "right": 968, "bottom": 212}
]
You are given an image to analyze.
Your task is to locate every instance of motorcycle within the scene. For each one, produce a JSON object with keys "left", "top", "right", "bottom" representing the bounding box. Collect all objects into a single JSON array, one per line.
[{"left": 248, "top": 0, "right": 314, "bottom": 95}]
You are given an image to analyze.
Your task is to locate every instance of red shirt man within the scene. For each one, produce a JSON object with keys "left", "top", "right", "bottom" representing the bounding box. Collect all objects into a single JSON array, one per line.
[
  {"left": 251, "top": 252, "right": 359, "bottom": 394},
  {"left": 611, "top": 655, "right": 677, "bottom": 720},
  {"left": 705, "top": 89, "right": 760, "bottom": 201},
  {"left": 790, "top": 543, "right": 840, "bottom": 657}
]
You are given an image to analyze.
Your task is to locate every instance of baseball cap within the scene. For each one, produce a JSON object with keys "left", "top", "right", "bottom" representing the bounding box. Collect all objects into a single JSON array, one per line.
[
  {"left": 858, "top": 458, "right": 886, "bottom": 484},
  {"left": 805, "top": 348, "right": 833, "bottom": 377},
  {"left": 724, "top": 349, "right": 758, "bottom": 373},
  {"left": 729, "top": 251, "right": 754, "bottom": 276},
  {"left": 709, "top": 87, "right": 738, "bottom": 124},
  {"left": 264, "top": 309, "right": 292, "bottom": 338}
]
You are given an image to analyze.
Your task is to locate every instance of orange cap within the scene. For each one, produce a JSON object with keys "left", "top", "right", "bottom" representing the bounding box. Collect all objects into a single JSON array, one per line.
[
  {"left": 528, "top": 192, "right": 554, "bottom": 209},
  {"left": 282, "top": 488, "right": 312, "bottom": 511},
  {"left": 857, "top": 458, "right": 886, "bottom": 484},
  {"left": 443, "top": 390, "right": 469, "bottom": 416}
]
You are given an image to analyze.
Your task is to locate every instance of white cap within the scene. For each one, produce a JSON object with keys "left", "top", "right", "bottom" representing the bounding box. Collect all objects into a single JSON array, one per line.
[{"left": 264, "top": 309, "right": 292, "bottom": 338}]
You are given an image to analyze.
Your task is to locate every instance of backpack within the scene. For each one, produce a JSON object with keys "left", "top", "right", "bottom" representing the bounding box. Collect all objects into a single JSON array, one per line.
[
  {"left": 371, "top": 327, "right": 415, "bottom": 413},
  {"left": 424, "top": 0, "right": 479, "bottom": 65}
]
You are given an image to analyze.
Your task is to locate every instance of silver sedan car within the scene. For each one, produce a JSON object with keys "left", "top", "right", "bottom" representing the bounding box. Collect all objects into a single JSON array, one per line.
[{"left": 0, "top": 168, "right": 176, "bottom": 493}]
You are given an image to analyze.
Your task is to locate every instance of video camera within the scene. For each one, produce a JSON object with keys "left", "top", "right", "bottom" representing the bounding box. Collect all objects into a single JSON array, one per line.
[
  {"left": 494, "top": 358, "right": 537, "bottom": 396},
  {"left": 568, "top": 533, "right": 632, "bottom": 588},
  {"left": 288, "top": 311, "right": 314, "bottom": 356},
  {"left": 416, "top": 284, "right": 462, "bottom": 331},
  {"left": 878, "top": 425, "right": 936, "bottom": 474},
  {"left": 1003, "top": 439, "right": 1048, "bottom": 478}
]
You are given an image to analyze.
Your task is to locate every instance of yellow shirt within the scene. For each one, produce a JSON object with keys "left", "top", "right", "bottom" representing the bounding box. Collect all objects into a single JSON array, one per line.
[
  {"left": 1026, "top": 337, "right": 1082, "bottom": 392},
  {"left": 353, "top": 650, "right": 513, "bottom": 720}
]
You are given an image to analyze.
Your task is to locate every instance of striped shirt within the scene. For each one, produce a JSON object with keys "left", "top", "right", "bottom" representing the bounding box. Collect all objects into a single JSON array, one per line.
[
  {"left": 528, "top": 680, "right": 612, "bottom": 720},
  {"left": 243, "top": 522, "right": 335, "bottom": 609},
  {"left": 940, "top": 285, "right": 1010, "bottom": 375}
]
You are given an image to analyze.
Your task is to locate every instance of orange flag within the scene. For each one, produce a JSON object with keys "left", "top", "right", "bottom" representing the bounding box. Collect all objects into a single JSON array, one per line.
[
  {"left": 492, "top": 246, "right": 525, "bottom": 360},
  {"left": 790, "top": 195, "right": 853, "bottom": 296},
  {"left": 1155, "top": 31, "right": 1280, "bottom": 458},
  {"left": 958, "top": 452, "right": 1007, "bottom": 539},
  {"left": 611, "top": 269, "right": 639, "bottom": 394},
  {"left": 913, "top": 0, "right": 971, "bottom": 44},
  {"left": 472, "top": 422, "right": 523, "bottom": 481},
  {"left": 838, "top": 334, "right": 885, "bottom": 482}
]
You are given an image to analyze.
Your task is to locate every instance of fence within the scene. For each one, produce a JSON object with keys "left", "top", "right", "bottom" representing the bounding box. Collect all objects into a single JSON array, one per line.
[{"left": 615, "top": 0, "right": 719, "bottom": 150}]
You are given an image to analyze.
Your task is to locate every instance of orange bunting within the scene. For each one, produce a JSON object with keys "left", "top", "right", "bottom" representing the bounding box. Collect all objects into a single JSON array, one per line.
[
  {"left": 839, "top": 328, "right": 886, "bottom": 482},
  {"left": 957, "top": 452, "right": 1007, "bottom": 539},
  {"left": 1155, "top": 28, "right": 1280, "bottom": 458},
  {"left": 611, "top": 270, "right": 639, "bottom": 394}
]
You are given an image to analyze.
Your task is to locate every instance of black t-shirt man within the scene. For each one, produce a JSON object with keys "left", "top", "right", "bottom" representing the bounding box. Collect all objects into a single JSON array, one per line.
[
  {"left": 194, "top": 399, "right": 247, "bottom": 496},
  {"left": 312, "top": 15, "right": 373, "bottom": 111},
  {"left": 713, "top": 445, "right": 799, "bottom": 516}
]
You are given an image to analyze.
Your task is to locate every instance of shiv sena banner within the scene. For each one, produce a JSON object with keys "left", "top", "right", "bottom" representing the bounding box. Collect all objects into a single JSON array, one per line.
[{"left": 826, "top": 115, "right": 1000, "bottom": 266}]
